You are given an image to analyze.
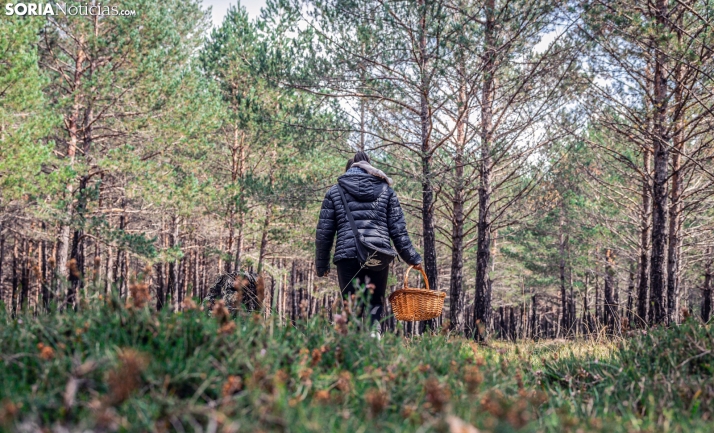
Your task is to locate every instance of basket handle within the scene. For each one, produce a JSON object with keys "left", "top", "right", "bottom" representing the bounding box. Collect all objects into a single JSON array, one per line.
[{"left": 403, "top": 265, "right": 430, "bottom": 291}]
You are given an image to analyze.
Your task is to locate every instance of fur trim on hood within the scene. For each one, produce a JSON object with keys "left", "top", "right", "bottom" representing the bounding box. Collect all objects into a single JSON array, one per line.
[{"left": 351, "top": 161, "right": 394, "bottom": 186}]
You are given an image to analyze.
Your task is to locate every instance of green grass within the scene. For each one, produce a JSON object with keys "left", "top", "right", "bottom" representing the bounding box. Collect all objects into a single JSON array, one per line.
[{"left": 0, "top": 299, "right": 712, "bottom": 432}]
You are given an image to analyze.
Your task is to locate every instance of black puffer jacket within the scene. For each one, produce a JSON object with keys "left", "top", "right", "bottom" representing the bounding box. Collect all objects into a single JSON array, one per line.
[{"left": 315, "top": 169, "right": 422, "bottom": 276}]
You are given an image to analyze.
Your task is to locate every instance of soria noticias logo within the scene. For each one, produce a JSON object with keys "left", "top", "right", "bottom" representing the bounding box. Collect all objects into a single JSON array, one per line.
[{"left": 5, "top": 2, "right": 137, "bottom": 16}]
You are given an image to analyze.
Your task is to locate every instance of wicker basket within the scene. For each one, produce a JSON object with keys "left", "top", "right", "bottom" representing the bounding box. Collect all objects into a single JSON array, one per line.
[{"left": 388, "top": 266, "right": 446, "bottom": 322}]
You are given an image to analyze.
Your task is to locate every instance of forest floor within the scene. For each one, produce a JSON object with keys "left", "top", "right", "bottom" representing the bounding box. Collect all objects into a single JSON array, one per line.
[{"left": 0, "top": 299, "right": 712, "bottom": 432}]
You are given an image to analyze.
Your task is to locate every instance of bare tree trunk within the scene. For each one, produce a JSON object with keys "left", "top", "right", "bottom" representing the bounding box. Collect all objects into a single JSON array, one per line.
[
  {"left": 225, "top": 127, "right": 243, "bottom": 273},
  {"left": 12, "top": 238, "right": 18, "bottom": 316},
  {"left": 559, "top": 199, "right": 569, "bottom": 335},
  {"left": 0, "top": 230, "right": 4, "bottom": 307},
  {"left": 104, "top": 245, "right": 113, "bottom": 296},
  {"left": 69, "top": 176, "right": 87, "bottom": 306},
  {"left": 235, "top": 214, "right": 244, "bottom": 271},
  {"left": 530, "top": 294, "right": 538, "bottom": 340},
  {"left": 604, "top": 249, "right": 620, "bottom": 335},
  {"left": 38, "top": 238, "right": 46, "bottom": 311},
  {"left": 449, "top": 61, "right": 468, "bottom": 332},
  {"left": 193, "top": 247, "right": 199, "bottom": 298},
  {"left": 56, "top": 218, "right": 72, "bottom": 280},
  {"left": 180, "top": 254, "right": 188, "bottom": 308},
  {"left": 257, "top": 204, "right": 272, "bottom": 273},
  {"left": 19, "top": 238, "right": 29, "bottom": 312},
  {"left": 701, "top": 257, "right": 711, "bottom": 324},
  {"left": 91, "top": 241, "right": 100, "bottom": 291},
  {"left": 417, "top": 0, "right": 438, "bottom": 333},
  {"left": 581, "top": 274, "right": 587, "bottom": 333},
  {"left": 117, "top": 210, "right": 127, "bottom": 299},
  {"left": 595, "top": 274, "right": 601, "bottom": 326},
  {"left": 32, "top": 240, "right": 41, "bottom": 313},
  {"left": 648, "top": 0, "right": 669, "bottom": 325},
  {"left": 112, "top": 246, "right": 120, "bottom": 298},
  {"left": 41, "top": 225, "right": 49, "bottom": 309},
  {"left": 626, "top": 262, "right": 635, "bottom": 328},
  {"left": 569, "top": 267, "right": 576, "bottom": 337},
  {"left": 154, "top": 262, "right": 164, "bottom": 310},
  {"left": 168, "top": 215, "right": 180, "bottom": 311},
  {"left": 235, "top": 131, "right": 246, "bottom": 271},
  {"left": 666, "top": 60, "right": 685, "bottom": 325},
  {"left": 56, "top": 37, "right": 87, "bottom": 288},
  {"left": 636, "top": 147, "right": 651, "bottom": 327},
  {"left": 155, "top": 223, "right": 167, "bottom": 307},
  {"left": 121, "top": 249, "right": 128, "bottom": 299},
  {"left": 474, "top": 0, "right": 495, "bottom": 340},
  {"left": 226, "top": 211, "right": 235, "bottom": 275}
]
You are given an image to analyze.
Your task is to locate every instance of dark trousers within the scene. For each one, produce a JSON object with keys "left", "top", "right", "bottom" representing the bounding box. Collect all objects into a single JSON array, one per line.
[{"left": 335, "top": 259, "right": 389, "bottom": 324}]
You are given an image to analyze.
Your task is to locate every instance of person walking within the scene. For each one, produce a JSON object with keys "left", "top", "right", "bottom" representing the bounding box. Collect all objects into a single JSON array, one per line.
[{"left": 315, "top": 151, "right": 422, "bottom": 327}]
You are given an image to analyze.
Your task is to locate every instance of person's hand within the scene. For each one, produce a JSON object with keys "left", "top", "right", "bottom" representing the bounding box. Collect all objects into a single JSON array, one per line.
[
  {"left": 324, "top": 269, "right": 330, "bottom": 276},
  {"left": 412, "top": 263, "right": 423, "bottom": 271}
]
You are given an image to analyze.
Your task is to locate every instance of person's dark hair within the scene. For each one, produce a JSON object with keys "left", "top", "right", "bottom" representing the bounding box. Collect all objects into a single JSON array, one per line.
[
  {"left": 353, "top": 150, "right": 370, "bottom": 164},
  {"left": 345, "top": 158, "right": 354, "bottom": 172}
]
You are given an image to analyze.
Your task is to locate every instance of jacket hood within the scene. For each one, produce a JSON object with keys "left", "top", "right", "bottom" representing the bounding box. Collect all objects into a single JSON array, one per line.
[
  {"left": 351, "top": 161, "right": 394, "bottom": 186},
  {"left": 337, "top": 170, "right": 388, "bottom": 202}
]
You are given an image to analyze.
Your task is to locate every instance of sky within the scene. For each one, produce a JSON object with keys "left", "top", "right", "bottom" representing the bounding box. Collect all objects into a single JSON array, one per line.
[{"left": 203, "top": 0, "right": 267, "bottom": 26}]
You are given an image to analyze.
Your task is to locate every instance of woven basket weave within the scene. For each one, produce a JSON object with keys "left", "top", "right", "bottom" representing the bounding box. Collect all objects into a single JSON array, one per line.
[{"left": 388, "top": 266, "right": 446, "bottom": 322}]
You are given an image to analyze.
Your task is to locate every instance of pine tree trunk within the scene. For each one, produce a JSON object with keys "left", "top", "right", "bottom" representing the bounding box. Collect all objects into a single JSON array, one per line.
[
  {"left": 193, "top": 248, "right": 199, "bottom": 298},
  {"left": 626, "top": 263, "right": 635, "bottom": 328},
  {"left": 449, "top": 62, "right": 467, "bottom": 332},
  {"left": 56, "top": 39, "right": 87, "bottom": 290},
  {"left": 666, "top": 62, "right": 685, "bottom": 325},
  {"left": 105, "top": 246, "right": 114, "bottom": 296},
  {"left": 226, "top": 209, "right": 235, "bottom": 274},
  {"left": 202, "top": 246, "right": 208, "bottom": 301},
  {"left": 121, "top": 249, "right": 129, "bottom": 299},
  {"left": 636, "top": 147, "right": 651, "bottom": 327},
  {"left": 234, "top": 130, "right": 246, "bottom": 271},
  {"left": 34, "top": 239, "right": 42, "bottom": 312},
  {"left": 19, "top": 238, "right": 29, "bottom": 312},
  {"left": 155, "top": 262, "right": 164, "bottom": 310},
  {"left": 0, "top": 230, "right": 4, "bottom": 306},
  {"left": 69, "top": 189, "right": 86, "bottom": 306},
  {"left": 67, "top": 230, "right": 80, "bottom": 305},
  {"left": 569, "top": 270, "right": 576, "bottom": 337},
  {"left": 258, "top": 204, "right": 272, "bottom": 273},
  {"left": 701, "top": 250, "right": 712, "bottom": 323},
  {"left": 583, "top": 273, "right": 589, "bottom": 334},
  {"left": 225, "top": 128, "right": 242, "bottom": 274},
  {"left": 604, "top": 249, "right": 620, "bottom": 335},
  {"left": 118, "top": 211, "right": 128, "bottom": 298},
  {"left": 235, "top": 214, "right": 244, "bottom": 271},
  {"left": 41, "top": 224, "right": 49, "bottom": 310},
  {"left": 179, "top": 255, "right": 188, "bottom": 308},
  {"left": 168, "top": 215, "right": 180, "bottom": 310},
  {"left": 559, "top": 200, "right": 569, "bottom": 335},
  {"left": 530, "top": 294, "right": 538, "bottom": 340},
  {"left": 417, "top": 0, "right": 438, "bottom": 333},
  {"left": 12, "top": 238, "right": 18, "bottom": 316},
  {"left": 474, "top": 0, "right": 495, "bottom": 340},
  {"left": 595, "top": 274, "right": 601, "bottom": 326},
  {"left": 112, "top": 246, "right": 121, "bottom": 298},
  {"left": 649, "top": 0, "right": 669, "bottom": 325},
  {"left": 92, "top": 243, "right": 100, "bottom": 289},
  {"left": 155, "top": 224, "right": 166, "bottom": 307}
]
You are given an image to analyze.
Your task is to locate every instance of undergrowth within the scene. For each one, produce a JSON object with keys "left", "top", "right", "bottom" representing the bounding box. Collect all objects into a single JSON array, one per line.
[{"left": 0, "top": 299, "right": 712, "bottom": 432}]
